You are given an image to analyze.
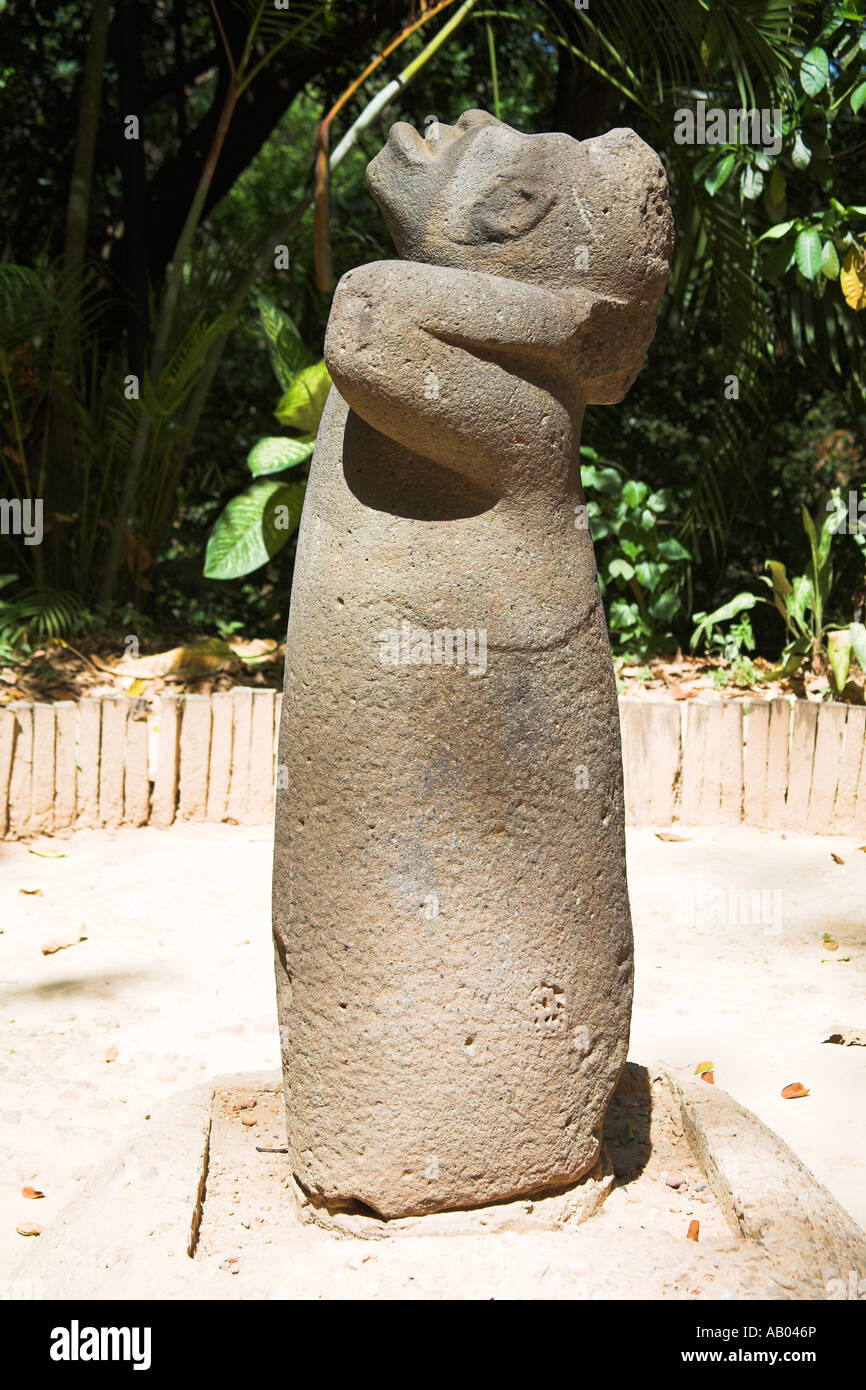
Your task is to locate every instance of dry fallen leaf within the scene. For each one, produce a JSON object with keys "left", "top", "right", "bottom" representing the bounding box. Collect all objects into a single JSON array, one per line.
[
  {"left": 21, "top": 1186, "right": 44, "bottom": 1200},
  {"left": 821, "top": 1026, "right": 865, "bottom": 1047},
  {"left": 114, "top": 638, "right": 235, "bottom": 679},
  {"left": 104, "top": 1046, "right": 118, "bottom": 1063},
  {"left": 656, "top": 832, "right": 691, "bottom": 842},
  {"left": 16, "top": 1223, "right": 43, "bottom": 1237},
  {"left": 831, "top": 853, "right": 845, "bottom": 865},
  {"left": 686, "top": 1220, "right": 700, "bottom": 1242},
  {"left": 41, "top": 929, "right": 87, "bottom": 956},
  {"left": 19, "top": 888, "right": 43, "bottom": 896},
  {"left": 701, "top": 1071, "right": 715, "bottom": 1085},
  {"left": 781, "top": 1082, "right": 809, "bottom": 1100},
  {"left": 694, "top": 1061, "right": 714, "bottom": 1076}
]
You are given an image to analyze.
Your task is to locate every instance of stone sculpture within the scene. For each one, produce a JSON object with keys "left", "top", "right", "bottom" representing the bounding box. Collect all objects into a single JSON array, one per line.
[{"left": 273, "top": 109, "right": 673, "bottom": 1218}]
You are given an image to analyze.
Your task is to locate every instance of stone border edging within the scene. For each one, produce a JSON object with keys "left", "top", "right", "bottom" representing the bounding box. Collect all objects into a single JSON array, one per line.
[
  {"left": 1, "top": 690, "right": 864, "bottom": 838},
  {"left": 667, "top": 1067, "right": 866, "bottom": 1293}
]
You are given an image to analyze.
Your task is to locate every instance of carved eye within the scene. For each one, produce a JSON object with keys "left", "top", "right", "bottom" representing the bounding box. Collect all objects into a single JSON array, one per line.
[{"left": 468, "top": 180, "right": 557, "bottom": 243}]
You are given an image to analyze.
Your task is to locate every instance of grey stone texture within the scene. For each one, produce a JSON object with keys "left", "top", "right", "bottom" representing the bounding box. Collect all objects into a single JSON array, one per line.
[{"left": 273, "top": 110, "right": 674, "bottom": 1217}]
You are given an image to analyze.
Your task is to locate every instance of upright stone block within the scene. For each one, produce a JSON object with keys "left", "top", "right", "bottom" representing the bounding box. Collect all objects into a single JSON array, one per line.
[
  {"left": 7, "top": 702, "right": 34, "bottom": 839},
  {"left": 178, "top": 694, "right": 211, "bottom": 822},
  {"left": 76, "top": 699, "right": 102, "bottom": 828},
  {"left": 54, "top": 702, "right": 78, "bottom": 833}
]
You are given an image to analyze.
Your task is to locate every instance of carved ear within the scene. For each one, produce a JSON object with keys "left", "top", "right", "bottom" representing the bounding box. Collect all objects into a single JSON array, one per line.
[{"left": 467, "top": 179, "right": 557, "bottom": 243}]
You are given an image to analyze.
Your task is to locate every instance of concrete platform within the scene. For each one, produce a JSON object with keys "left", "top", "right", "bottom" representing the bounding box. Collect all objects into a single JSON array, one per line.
[{"left": 16, "top": 1064, "right": 866, "bottom": 1300}]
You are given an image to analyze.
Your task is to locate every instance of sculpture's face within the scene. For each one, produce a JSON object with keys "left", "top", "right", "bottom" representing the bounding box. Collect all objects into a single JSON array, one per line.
[{"left": 366, "top": 109, "right": 673, "bottom": 304}]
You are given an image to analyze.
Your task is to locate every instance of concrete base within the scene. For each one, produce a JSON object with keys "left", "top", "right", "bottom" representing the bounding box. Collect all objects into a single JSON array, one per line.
[{"left": 16, "top": 1064, "right": 866, "bottom": 1300}]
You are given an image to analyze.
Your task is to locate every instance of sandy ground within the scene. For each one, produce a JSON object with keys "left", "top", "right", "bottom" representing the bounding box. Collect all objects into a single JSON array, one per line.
[{"left": 1, "top": 821, "right": 864, "bottom": 1282}]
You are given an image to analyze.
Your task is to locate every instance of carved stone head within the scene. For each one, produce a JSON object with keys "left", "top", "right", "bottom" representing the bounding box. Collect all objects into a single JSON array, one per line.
[
  {"left": 367, "top": 109, "right": 672, "bottom": 296},
  {"left": 366, "top": 109, "right": 674, "bottom": 401}
]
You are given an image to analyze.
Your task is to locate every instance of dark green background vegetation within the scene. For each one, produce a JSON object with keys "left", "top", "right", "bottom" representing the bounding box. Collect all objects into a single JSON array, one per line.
[{"left": 0, "top": 0, "right": 864, "bottom": 685}]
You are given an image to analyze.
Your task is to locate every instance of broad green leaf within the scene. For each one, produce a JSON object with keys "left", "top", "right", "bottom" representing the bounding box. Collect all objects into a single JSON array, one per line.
[
  {"left": 802, "top": 504, "right": 819, "bottom": 561},
  {"left": 657, "top": 537, "right": 690, "bottom": 562},
  {"left": 692, "top": 591, "right": 761, "bottom": 635},
  {"left": 649, "top": 590, "right": 681, "bottom": 622},
  {"left": 820, "top": 240, "right": 840, "bottom": 279},
  {"left": 704, "top": 152, "right": 736, "bottom": 197},
  {"left": 765, "top": 561, "right": 792, "bottom": 621},
  {"left": 768, "top": 166, "right": 787, "bottom": 205},
  {"left": 274, "top": 360, "right": 332, "bottom": 433},
  {"left": 582, "top": 464, "right": 622, "bottom": 496},
  {"left": 622, "top": 479, "right": 649, "bottom": 509},
  {"left": 607, "top": 558, "right": 635, "bottom": 582},
  {"left": 761, "top": 234, "right": 796, "bottom": 279},
  {"left": 811, "top": 502, "right": 836, "bottom": 569},
  {"left": 247, "top": 435, "right": 315, "bottom": 477},
  {"left": 787, "top": 573, "right": 814, "bottom": 633},
  {"left": 800, "top": 46, "right": 829, "bottom": 96},
  {"left": 257, "top": 297, "right": 313, "bottom": 390},
  {"left": 795, "top": 229, "right": 822, "bottom": 281},
  {"left": 851, "top": 81, "right": 866, "bottom": 114},
  {"left": 791, "top": 131, "right": 811, "bottom": 170},
  {"left": 757, "top": 219, "right": 795, "bottom": 241},
  {"left": 609, "top": 598, "right": 639, "bottom": 629},
  {"left": 741, "top": 165, "right": 764, "bottom": 200},
  {"left": 849, "top": 622, "right": 866, "bottom": 672},
  {"left": 204, "top": 479, "right": 306, "bottom": 580},
  {"left": 765, "top": 634, "right": 811, "bottom": 680},
  {"left": 827, "top": 629, "right": 852, "bottom": 692},
  {"left": 635, "top": 560, "right": 661, "bottom": 591}
]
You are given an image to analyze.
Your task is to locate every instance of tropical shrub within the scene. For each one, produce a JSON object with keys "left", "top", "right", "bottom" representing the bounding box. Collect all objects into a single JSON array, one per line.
[
  {"left": 203, "top": 298, "right": 329, "bottom": 581},
  {"left": 580, "top": 448, "right": 691, "bottom": 656}
]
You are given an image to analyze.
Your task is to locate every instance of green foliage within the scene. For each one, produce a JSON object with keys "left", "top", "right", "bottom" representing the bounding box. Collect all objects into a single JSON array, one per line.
[
  {"left": 580, "top": 448, "right": 691, "bottom": 656},
  {"left": 0, "top": 579, "right": 83, "bottom": 657},
  {"left": 204, "top": 477, "right": 306, "bottom": 581},
  {"left": 691, "top": 593, "right": 761, "bottom": 657},
  {"left": 691, "top": 490, "right": 866, "bottom": 692},
  {"left": 204, "top": 299, "right": 328, "bottom": 581},
  {"left": 0, "top": 258, "right": 229, "bottom": 601}
]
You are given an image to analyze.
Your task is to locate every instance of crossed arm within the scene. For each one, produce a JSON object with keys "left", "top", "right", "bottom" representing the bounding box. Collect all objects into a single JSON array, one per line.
[{"left": 324, "top": 260, "right": 599, "bottom": 498}]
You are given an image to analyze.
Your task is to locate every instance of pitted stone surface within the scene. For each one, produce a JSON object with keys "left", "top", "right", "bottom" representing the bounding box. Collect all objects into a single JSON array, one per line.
[{"left": 272, "top": 110, "right": 674, "bottom": 1217}]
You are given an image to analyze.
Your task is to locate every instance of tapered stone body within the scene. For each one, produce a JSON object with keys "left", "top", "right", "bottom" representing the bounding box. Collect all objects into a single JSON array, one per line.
[{"left": 273, "top": 111, "right": 673, "bottom": 1217}]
